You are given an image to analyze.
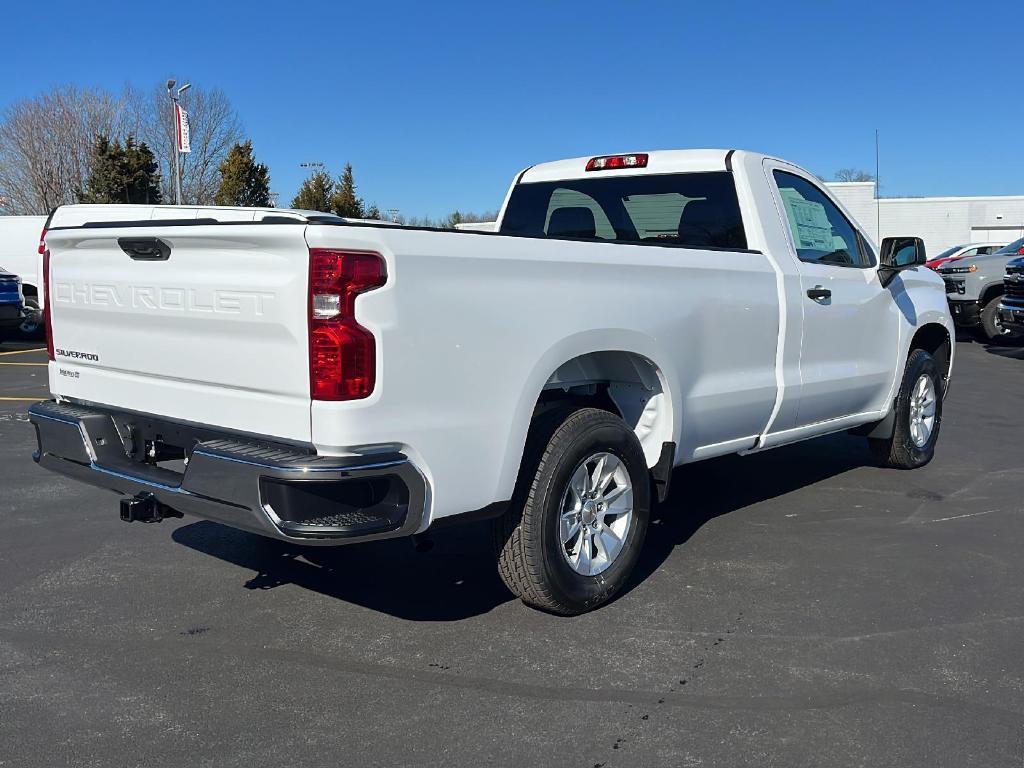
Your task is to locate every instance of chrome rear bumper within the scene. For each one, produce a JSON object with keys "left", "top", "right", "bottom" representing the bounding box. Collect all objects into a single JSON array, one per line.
[{"left": 28, "top": 400, "right": 426, "bottom": 546}]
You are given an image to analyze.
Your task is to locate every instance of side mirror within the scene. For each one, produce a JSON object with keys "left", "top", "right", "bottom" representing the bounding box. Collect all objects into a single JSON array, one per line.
[
  {"left": 879, "top": 237, "right": 926, "bottom": 287},
  {"left": 880, "top": 236, "right": 927, "bottom": 268}
]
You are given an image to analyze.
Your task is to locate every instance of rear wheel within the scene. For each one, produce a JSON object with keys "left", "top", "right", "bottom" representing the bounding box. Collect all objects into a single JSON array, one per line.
[
  {"left": 869, "top": 349, "right": 943, "bottom": 469},
  {"left": 492, "top": 408, "right": 650, "bottom": 615}
]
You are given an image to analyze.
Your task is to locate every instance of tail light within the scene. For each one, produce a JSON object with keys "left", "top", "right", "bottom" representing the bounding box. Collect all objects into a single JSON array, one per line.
[
  {"left": 1018, "top": 247, "right": 1024, "bottom": 255},
  {"left": 38, "top": 228, "right": 47, "bottom": 255},
  {"left": 42, "top": 248, "right": 54, "bottom": 360},
  {"left": 308, "top": 249, "right": 386, "bottom": 401}
]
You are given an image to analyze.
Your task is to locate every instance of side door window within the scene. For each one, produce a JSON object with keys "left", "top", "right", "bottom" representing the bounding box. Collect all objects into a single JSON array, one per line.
[
  {"left": 773, "top": 171, "right": 870, "bottom": 268},
  {"left": 767, "top": 165, "right": 897, "bottom": 429}
]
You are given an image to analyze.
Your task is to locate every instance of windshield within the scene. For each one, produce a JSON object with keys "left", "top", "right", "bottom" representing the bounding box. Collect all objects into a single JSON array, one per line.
[
  {"left": 994, "top": 237, "right": 1024, "bottom": 255},
  {"left": 933, "top": 245, "right": 964, "bottom": 260}
]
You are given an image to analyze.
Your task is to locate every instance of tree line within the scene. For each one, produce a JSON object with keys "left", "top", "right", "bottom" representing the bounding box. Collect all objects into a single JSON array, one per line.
[
  {"left": 289, "top": 163, "right": 496, "bottom": 226},
  {"left": 0, "top": 83, "right": 495, "bottom": 225},
  {"left": 0, "top": 84, "right": 243, "bottom": 212},
  {"left": 75, "top": 135, "right": 271, "bottom": 207}
]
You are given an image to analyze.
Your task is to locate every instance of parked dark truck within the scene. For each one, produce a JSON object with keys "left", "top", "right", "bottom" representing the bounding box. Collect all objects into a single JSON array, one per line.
[
  {"left": 998, "top": 256, "right": 1024, "bottom": 335},
  {"left": 0, "top": 267, "right": 27, "bottom": 341}
]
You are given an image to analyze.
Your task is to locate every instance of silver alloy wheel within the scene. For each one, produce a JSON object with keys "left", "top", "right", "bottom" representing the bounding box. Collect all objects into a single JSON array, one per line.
[
  {"left": 559, "top": 452, "right": 634, "bottom": 577},
  {"left": 908, "top": 373, "right": 937, "bottom": 448}
]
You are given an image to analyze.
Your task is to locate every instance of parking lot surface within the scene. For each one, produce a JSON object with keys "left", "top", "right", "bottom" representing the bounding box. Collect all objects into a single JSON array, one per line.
[{"left": 1, "top": 339, "right": 1023, "bottom": 767}]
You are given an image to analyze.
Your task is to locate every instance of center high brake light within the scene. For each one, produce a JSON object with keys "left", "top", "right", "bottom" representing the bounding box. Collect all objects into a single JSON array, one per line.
[
  {"left": 308, "top": 249, "right": 387, "bottom": 401},
  {"left": 585, "top": 153, "right": 649, "bottom": 171}
]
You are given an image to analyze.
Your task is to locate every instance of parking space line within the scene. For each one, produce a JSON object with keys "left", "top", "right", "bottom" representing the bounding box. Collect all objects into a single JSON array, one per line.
[
  {"left": 0, "top": 348, "right": 46, "bottom": 356},
  {"left": 0, "top": 396, "right": 44, "bottom": 402},
  {"left": 0, "top": 362, "right": 48, "bottom": 367}
]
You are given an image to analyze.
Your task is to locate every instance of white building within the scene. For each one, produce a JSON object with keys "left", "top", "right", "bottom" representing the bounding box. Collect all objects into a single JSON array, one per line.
[{"left": 826, "top": 182, "right": 1024, "bottom": 256}]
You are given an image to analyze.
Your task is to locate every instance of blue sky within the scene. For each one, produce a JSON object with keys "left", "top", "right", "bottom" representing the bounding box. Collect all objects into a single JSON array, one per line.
[{"left": 2, "top": 0, "right": 1022, "bottom": 217}]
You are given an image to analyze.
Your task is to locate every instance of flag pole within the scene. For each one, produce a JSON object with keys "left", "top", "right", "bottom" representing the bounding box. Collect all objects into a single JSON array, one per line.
[
  {"left": 166, "top": 80, "right": 191, "bottom": 205},
  {"left": 166, "top": 80, "right": 179, "bottom": 205}
]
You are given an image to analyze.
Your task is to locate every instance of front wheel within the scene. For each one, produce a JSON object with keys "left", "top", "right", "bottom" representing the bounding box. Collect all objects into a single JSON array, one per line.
[
  {"left": 17, "top": 298, "right": 43, "bottom": 340},
  {"left": 869, "top": 349, "right": 943, "bottom": 469},
  {"left": 492, "top": 408, "right": 651, "bottom": 615},
  {"left": 978, "top": 295, "right": 1017, "bottom": 342}
]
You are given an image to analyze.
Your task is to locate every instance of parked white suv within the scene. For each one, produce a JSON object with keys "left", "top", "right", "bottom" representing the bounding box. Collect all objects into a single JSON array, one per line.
[
  {"left": 0, "top": 215, "right": 47, "bottom": 337},
  {"left": 30, "top": 149, "right": 954, "bottom": 614}
]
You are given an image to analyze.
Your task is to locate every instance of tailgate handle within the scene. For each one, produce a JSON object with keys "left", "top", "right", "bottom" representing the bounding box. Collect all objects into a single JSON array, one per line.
[{"left": 119, "top": 237, "right": 171, "bottom": 261}]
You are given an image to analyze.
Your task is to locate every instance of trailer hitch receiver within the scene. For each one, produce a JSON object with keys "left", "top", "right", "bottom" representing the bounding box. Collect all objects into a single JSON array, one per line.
[{"left": 119, "top": 492, "right": 183, "bottom": 523}]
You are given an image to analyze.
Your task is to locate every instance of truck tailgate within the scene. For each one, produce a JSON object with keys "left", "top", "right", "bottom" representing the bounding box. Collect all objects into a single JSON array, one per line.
[{"left": 44, "top": 224, "right": 313, "bottom": 443}]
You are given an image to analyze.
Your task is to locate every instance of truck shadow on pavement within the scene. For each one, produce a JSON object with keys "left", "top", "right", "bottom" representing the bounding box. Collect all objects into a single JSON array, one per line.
[
  {"left": 982, "top": 343, "right": 1024, "bottom": 360},
  {"left": 172, "top": 518, "right": 513, "bottom": 621},
  {"left": 172, "top": 432, "right": 873, "bottom": 621}
]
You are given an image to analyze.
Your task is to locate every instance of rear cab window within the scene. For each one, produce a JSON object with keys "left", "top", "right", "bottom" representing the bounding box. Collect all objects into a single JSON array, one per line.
[{"left": 500, "top": 171, "right": 748, "bottom": 250}]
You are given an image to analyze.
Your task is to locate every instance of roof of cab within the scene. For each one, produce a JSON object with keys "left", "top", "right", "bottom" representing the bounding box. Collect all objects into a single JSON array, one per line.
[{"left": 518, "top": 149, "right": 742, "bottom": 184}]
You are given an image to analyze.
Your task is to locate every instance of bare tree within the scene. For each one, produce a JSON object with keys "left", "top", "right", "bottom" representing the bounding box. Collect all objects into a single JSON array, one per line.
[
  {"left": 833, "top": 168, "right": 875, "bottom": 183},
  {"left": 0, "top": 86, "right": 125, "bottom": 214},
  {"left": 0, "top": 81, "right": 245, "bottom": 213},
  {"left": 125, "top": 83, "right": 243, "bottom": 204}
]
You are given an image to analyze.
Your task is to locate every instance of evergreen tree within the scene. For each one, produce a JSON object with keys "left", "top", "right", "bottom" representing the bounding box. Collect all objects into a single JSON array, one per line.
[
  {"left": 79, "top": 135, "right": 162, "bottom": 204},
  {"left": 214, "top": 140, "right": 271, "bottom": 207},
  {"left": 291, "top": 170, "right": 334, "bottom": 212},
  {"left": 364, "top": 203, "right": 381, "bottom": 220},
  {"left": 330, "top": 163, "right": 364, "bottom": 218}
]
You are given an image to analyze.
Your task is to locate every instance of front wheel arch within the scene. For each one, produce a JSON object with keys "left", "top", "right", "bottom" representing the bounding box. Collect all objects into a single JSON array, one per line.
[{"left": 852, "top": 325, "right": 950, "bottom": 441}]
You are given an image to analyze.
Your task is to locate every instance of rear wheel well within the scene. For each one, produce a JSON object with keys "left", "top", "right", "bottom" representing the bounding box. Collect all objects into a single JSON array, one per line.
[
  {"left": 533, "top": 351, "right": 672, "bottom": 469},
  {"left": 910, "top": 323, "right": 951, "bottom": 382}
]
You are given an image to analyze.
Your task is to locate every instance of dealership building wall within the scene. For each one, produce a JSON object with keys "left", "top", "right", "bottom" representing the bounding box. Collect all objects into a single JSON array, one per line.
[{"left": 826, "top": 181, "right": 1024, "bottom": 256}]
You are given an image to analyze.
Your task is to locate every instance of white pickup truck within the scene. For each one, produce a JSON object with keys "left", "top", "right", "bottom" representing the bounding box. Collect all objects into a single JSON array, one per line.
[{"left": 29, "top": 149, "right": 954, "bottom": 614}]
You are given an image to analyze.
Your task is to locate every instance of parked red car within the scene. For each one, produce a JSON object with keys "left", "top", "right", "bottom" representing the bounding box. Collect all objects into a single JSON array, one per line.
[{"left": 925, "top": 242, "right": 1005, "bottom": 271}]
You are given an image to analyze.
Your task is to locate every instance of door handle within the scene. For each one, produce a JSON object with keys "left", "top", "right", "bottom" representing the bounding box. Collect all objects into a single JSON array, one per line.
[
  {"left": 806, "top": 286, "right": 831, "bottom": 302},
  {"left": 118, "top": 237, "right": 171, "bottom": 261}
]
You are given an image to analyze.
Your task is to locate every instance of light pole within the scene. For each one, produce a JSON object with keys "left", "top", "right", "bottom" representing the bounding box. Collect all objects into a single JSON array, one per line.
[{"left": 166, "top": 79, "right": 191, "bottom": 205}]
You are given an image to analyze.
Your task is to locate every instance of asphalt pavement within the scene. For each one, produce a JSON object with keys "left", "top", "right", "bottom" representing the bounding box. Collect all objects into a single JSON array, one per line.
[{"left": 1, "top": 338, "right": 1023, "bottom": 767}]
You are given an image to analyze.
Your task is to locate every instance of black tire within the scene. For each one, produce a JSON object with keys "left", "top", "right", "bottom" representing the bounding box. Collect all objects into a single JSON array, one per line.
[
  {"left": 869, "top": 349, "right": 943, "bottom": 469},
  {"left": 492, "top": 407, "right": 651, "bottom": 615},
  {"left": 17, "top": 298, "right": 43, "bottom": 340},
  {"left": 978, "top": 295, "right": 1015, "bottom": 342}
]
